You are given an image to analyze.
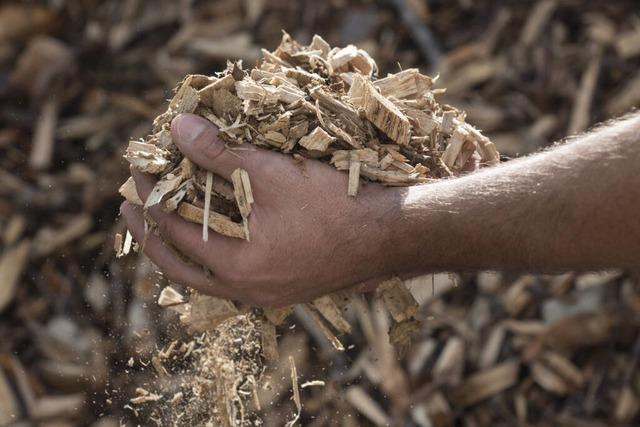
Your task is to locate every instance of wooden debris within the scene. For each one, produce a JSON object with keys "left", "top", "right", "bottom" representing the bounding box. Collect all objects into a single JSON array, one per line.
[
  {"left": 119, "top": 177, "right": 143, "bottom": 205},
  {"left": 285, "top": 356, "right": 301, "bottom": 427},
  {"left": 0, "top": 239, "right": 30, "bottom": 312},
  {"left": 312, "top": 295, "right": 352, "bottom": 334},
  {"left": 29, "top": 97, "right": 58, "bottom": 170},
  {"left": 432, "top": 336, "right": 465, "bottom": 386},
  {"left": 448, "top": 360, "right": 520, "bottom": 407},
  {"left": 176, "top": 202, "right": 247, "bottom": 240},
  {"left": 345, "top": 386, "right": 390, "bottom": 426},
  {"left": 202, "top": 171, "right": 213, "bottom": 241},
  {"left": 348, "top": 74, "right": 411, "bottom": 145},
  {"left": 260, "top": 321, "right": 279, "bottom": 362},
  {"left": 32, "top": 214, "right": 93, "bottom": 257},
  {"left": 615, "top": 386, "right": 639, "bottom": 423},
  {"left": 0, "top": 367, "right": 19, "bottom": 423},
  {"left": 178, "top": 293, "right": 240, "bottom": 332},
  {"left": 300, "top": 304, "right": 345, "bottom": 351},
  {"left": 298, "top": 127, "right": 335, "bottom": 152},
  {"left": 347, "top": 155, "right": 361, "bottom": 196},
  {"left": 230, "top": 168, "right": 254, "bottom": 219},
  {"left": 157, "top": 286, "right": 185, "bottom": 307},
  {"left": 376, "top": 277, "right": 419, "bottom": 323}
]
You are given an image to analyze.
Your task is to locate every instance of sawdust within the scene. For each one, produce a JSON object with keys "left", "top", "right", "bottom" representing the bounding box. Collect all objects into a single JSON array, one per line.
[{"left": 132, "top": 313, "right": 264, "bottom": 426}]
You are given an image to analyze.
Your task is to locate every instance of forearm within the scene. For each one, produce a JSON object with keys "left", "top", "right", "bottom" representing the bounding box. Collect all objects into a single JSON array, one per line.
[{"left": 383, "top": 113, "right": 640, "bottom": 275}]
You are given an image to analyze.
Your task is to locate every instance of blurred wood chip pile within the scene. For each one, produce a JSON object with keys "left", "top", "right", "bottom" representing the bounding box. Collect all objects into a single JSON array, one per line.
[{"left": 1, "top": 1, "right": 639, "bottom": 426}]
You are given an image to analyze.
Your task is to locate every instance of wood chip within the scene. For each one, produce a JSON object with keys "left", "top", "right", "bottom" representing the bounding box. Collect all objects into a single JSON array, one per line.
[
  {"left": 345, "top": 386, "right": 390, "bottom": 426},
  {"left": 177, "top": 202, "right": 247, "bottom": 240},
  {"left": 179, "top": 294, "right": 240, "bottom": 332},
  {"left": 29, "top": 97, "right": 58, "bottom": 170},
  {"left": 312, "top": 295, "right": 352, "bottom": 334},
  {"left": 298, "top": 127, "right": 335, "bottom": 152},
  {"left": 449, "top": 360, "right": 520, "bottom": 407},
  {"left": 0, "top": 239, "right": 30, "bottom": 312},
  {"left": 347, "top": 157, "right": 361, "bottom": 197},
  {"left": 231, "top": 168, "right": 253, "bottom": 218},
  {"left": 348, "top": 74, "right": 411, "bottom": 145},
  {"left": 300, "top": 304, "right": 344, "bottom": 351},
  {"left": 158, "top": 286, "right": 185, "bottom": 307},
  {"left": 285, "top": 356, "right": 301, "bottom": 427},
  {"left": 376, "top": 277, "right": 418, "bottom": 323},
  {"left": 202, "top": 171, "right": 213, "bottom": 241}
]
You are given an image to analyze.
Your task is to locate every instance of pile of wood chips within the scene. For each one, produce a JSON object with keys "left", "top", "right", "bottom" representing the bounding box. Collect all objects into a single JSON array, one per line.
[
  {"left": 5, "top": 1, "right": 640, "bottom": 426},
  {"left": 118, "top": 33, "right": 499, "bottom": 425}
]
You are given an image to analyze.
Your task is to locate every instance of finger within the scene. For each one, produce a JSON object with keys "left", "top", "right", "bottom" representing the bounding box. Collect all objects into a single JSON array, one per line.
[
  {"left": 130, "top": 167, "right": 235, "bottom": 270},
  {"left": 171, "top": 113, "right": 274, "bottom": 180},
  {"left": 120, "top": 201, "right": 233, "bottom": 298}
]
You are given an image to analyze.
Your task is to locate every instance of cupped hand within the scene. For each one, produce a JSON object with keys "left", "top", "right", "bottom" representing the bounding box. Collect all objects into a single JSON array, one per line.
[{"left": 121, "top": 113, "right": 400, "bottom": 307}]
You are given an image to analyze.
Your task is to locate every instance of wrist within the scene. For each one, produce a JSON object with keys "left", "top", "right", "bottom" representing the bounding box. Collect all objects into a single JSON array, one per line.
[{"left": 385, "top": 181, "right": 462, "bottom": 275}]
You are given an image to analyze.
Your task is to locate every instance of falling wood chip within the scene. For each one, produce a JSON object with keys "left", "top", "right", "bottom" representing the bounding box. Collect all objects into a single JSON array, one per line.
[
  {"left": 285, "top": 356, "right": 301, "bottom": 427},
  {"left": 158, "top": 286, "right": 185, "bottom": 307},
  {"left": 312, "top": 295, "right": 352, "bottom": 334},
  {"left": 122, "top": 230, "right": 133, "bottom": 256},
  {"left": 300, "top": 304, "right": 345, "bottom": 351},
  {"left": 345, "top": 386, "right": 390, "bottom": 426},
  {"left": 376, "top": 277, "right": 419, "bottom": 323},
  {"left": 114, "top": 233, "right": 123, "bottom": 257},
  {"left": 178, "top": 293, "right": 240, "bottom": 332}
]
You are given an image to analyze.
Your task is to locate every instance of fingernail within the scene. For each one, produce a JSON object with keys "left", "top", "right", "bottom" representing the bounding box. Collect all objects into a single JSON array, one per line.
[{"left": 173, "top": 114, "right": 208, "bottom": 145}]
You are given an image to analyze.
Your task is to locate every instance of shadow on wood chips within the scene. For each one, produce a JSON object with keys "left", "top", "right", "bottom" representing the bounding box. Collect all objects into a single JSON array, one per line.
[{"left": 1, "top": 1, "right": 640, "bottom": 426}]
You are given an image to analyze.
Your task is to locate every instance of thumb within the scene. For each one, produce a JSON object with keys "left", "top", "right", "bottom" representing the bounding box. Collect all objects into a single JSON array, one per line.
[{"left": 171, "top": 113, "right": 263, "bottom": 180}]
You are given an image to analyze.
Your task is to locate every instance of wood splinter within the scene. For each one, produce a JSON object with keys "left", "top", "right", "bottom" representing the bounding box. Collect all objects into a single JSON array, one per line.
[{"left": 203, "top": 171, "right": 213, "bottom": 241}]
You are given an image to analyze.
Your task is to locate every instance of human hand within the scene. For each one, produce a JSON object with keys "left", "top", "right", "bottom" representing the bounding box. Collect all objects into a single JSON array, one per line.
[{"left": 121, "top": 114, "right": 401, "bottom": 307}]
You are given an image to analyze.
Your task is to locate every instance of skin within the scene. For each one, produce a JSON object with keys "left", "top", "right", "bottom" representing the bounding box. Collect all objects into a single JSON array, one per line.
[{"left": 121, "top": 112, "right": 640, "bottom": 307}]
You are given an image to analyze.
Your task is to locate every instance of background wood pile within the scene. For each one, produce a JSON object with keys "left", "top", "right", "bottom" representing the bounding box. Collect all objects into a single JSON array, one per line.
[{"left": 1, "top": 0, "right": 639, "bottom": 426}]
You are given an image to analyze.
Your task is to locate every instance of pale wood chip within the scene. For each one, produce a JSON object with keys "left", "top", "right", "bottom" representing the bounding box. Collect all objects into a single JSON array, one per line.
[
  {"left": 347, "top": 157, "right": 361, "bottom": 197},
  {"left": 158, "top": 286, "right": 185, "bottom": 307},
  {"left": 177, "top": 202, "right": 247, "bottom": 240},
  {"left": 376, "top": 277, "right": 419, "bottom": 323},
  {"left": 0, "top": 240, "right": 31, "bottom": 312},
  {"left": 285, "top": 356, "right": 302, "bottom": 427},
  {"left": 298, "top": 127, "right": 335, "bottom": 151},
  {"left": 348, "top": 74, "right": 411, "bottom": 145},
  {"left": 312, "top": 295, "right": 352, "bottom": 334},
  {"left": 231, "top": 168, "right": 253, "bottom": 218},
  {"left": 374, "top": 68, "right": 433, "bottom": 99},
  {"left": 202, "top": 171, "right": 213, "bottom": 241},
  {"left": 179, "top": 294, "right": 240, "bottom": 332},
  {"left": 119, "top": 177, "right": 143, "bottom": 205},
  {"left": 449, "top": 360, "right": 520, "bottom": 407},
  {"left": 300, "top": 304, "right": 344, "bottom": 351}
]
